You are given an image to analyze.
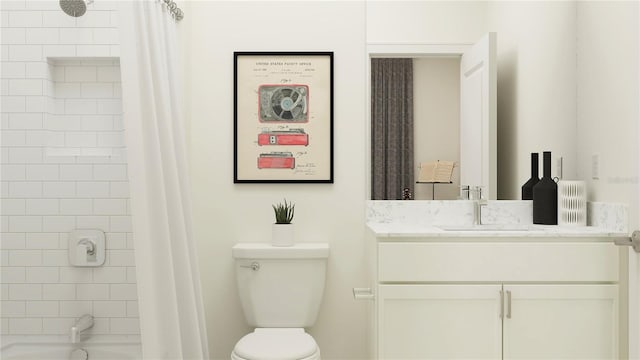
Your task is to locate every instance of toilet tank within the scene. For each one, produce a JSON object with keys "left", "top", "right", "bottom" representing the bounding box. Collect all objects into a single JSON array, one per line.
[{"left": 232, "top": 243, "right": 329, "bottom": 328}]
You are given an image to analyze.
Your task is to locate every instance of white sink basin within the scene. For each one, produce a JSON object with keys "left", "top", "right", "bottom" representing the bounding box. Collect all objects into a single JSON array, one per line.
[{"left": 435, "top": 224, "right": 531, "bottom": 232}]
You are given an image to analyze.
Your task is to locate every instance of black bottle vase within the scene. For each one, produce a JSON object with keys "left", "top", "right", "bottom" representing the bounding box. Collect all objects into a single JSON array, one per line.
[
  {"left": 533, "top": 151, "right": 557, "bottom": 225},
  {"left": 521, "top": 153, "right": 539, "bottom": 200}
]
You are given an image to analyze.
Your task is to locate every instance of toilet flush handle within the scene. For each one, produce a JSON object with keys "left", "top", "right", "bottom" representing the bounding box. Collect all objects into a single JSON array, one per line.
[{"left": 240, "top": 262, "right": 260, "bottom": 271}]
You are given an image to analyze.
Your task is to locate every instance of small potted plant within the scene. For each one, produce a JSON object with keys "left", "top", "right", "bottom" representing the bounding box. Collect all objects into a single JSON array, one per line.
[{"left": 272, "top": 199, "right": 295, "bottom": 247}]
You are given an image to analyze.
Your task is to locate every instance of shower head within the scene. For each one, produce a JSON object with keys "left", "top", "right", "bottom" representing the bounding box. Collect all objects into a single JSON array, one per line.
[{"left": 59, "top": 0, "right": 93, "bottom": 17}]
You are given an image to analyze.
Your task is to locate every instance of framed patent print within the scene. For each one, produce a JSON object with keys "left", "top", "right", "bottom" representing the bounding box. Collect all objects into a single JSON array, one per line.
[{"left": 234, "top": 52, "right": 334, "bottom": 183}]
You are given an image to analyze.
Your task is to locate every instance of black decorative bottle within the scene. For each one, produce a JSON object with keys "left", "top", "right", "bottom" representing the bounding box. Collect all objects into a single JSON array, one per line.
[
  {"left": 521, "top": 152, "right": 539, "bottom": 200},
  {"left": 533, "top": 151, "right": 557, "bottom": 225}
]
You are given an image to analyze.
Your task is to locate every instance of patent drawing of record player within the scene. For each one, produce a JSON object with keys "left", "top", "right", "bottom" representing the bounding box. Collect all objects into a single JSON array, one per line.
[
  {"left": 259, "top": 85, "right": 309, "bottom": 122},
  {"left": 257, "top": 152, "right": 295, "bottom": 169},
  {"left": 257, "top": 129, "right": 309, "bottom": 146}
]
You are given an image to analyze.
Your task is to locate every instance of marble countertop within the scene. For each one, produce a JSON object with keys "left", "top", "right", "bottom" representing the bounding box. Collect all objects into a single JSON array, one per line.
[{"left": 367, "top": 222, "right": 627, "bottom": 238}]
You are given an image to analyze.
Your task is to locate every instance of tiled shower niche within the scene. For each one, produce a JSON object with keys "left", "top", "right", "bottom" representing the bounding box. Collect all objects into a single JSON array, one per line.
[{"left": 46, "top": 58, "right": 124, "bottom": 159}]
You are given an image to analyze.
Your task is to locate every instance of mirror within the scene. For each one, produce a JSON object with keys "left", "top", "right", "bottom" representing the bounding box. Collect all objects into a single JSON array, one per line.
[
  {"left": 367, "top": 1, "right": 634, "bottom": 202},
  {"left": 370, "top": 34, "right": 497, "bottom": 201},
  {"left": 370, "top": 56, "right": 461, "bottom": 201}
]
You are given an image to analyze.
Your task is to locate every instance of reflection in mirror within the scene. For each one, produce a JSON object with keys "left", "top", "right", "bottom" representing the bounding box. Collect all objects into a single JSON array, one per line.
[
  {"left": 370, "top": 58, "right": 414, "bottom": 200},
  {"left": 371, "top": 57, "right": 461, "bottom": 200}
]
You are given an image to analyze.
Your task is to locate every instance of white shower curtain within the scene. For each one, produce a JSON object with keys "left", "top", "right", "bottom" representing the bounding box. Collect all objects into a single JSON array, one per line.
[{"left": 118, "top": 2, "right": 210, "bottom": 359}]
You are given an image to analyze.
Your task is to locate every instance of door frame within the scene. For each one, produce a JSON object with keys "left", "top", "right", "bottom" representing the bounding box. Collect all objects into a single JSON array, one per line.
[{"left": 365, "top": 43, "right": 471, "bottom": 199}]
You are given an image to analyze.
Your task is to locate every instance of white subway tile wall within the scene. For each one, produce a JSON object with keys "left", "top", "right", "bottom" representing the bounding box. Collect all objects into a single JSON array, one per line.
[{"left": 1, "top": 1, "right": 139, "bottom": 336}]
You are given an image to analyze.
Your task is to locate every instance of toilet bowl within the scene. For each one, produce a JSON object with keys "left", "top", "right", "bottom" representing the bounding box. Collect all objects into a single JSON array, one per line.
[
  {"left": 231, "top": 243, "right": 329, "bottom": 360},
  {"left": 231, "top": 328, "right": 320, "bottom": 360}
]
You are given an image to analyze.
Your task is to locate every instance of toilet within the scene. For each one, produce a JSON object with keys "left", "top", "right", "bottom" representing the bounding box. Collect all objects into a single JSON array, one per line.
[{"left": 231, "top": 243, "right": 329, "bottom": 360}]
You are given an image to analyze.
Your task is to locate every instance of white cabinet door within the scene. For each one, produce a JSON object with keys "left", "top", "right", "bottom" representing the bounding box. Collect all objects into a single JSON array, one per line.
[
  {"left": 503, "top": 284, "right": 618, "bottom": 360},
  {"left": 378, "top": 284, "right": 502, "bottom": 359}
]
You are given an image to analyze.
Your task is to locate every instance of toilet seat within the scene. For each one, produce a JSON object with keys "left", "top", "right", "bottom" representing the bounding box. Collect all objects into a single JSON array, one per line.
[{"left": 231, "top": 328, "right": 320, "bottom": 360}]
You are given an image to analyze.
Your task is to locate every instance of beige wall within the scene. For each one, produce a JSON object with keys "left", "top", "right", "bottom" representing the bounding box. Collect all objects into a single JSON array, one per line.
[{"left": 413, "top": 57, "right": 461, "bottom": 200}]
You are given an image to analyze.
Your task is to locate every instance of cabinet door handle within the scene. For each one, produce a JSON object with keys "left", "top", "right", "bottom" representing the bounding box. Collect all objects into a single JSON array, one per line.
[
  {"left": 499, "top": 290, "right": 504, "bottom": 319},
  {"left": 506, "top": 290, "right": 512, "bottom": 319}
]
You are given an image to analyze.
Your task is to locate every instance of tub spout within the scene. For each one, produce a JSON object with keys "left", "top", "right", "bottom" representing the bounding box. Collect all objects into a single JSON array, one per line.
[{"left": 70, "top": 314, "right": 94, "bottom": 344}]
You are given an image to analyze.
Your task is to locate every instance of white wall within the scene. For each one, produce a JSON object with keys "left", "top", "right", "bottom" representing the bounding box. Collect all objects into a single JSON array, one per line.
[
  {"left": 186, "top": 2, "right": 367, "bottom": 358},
  {"left": 487, "top": 1, "right": 578, "bottom": 200},
  {"left": 576, "top": 1, "right": 639, "bottom": 226},
  {"left": 366, "top": 1, "right": 487, "bottom": 44},
  {"left": 413, "top": 57, "right": 460, "bottom": 200},
  {"left": 1, "top": 1, "right": 139, "bottom": 338},
  {"left": 576, "top": 4, "right": 639, "bottom": 356}
]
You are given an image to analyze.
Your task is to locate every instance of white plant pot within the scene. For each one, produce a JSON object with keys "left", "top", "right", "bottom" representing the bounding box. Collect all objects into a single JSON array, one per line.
[{"left": 272, "top": 224, "right": 295, "bottom": 247}]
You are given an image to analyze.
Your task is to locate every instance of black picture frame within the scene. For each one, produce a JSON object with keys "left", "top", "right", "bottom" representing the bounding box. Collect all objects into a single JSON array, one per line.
[{"left": 234, "top": 51, "right": 334, "bottom": 183}]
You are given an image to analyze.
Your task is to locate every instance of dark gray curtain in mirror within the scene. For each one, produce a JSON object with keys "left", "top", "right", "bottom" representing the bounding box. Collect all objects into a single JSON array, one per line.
[{"left": 371, "top": 58, "right": 414, "bottom": 200}]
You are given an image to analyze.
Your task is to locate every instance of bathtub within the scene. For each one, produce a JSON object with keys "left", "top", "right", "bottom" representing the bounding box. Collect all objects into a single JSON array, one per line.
[{"left": 0, "top": 339, "right": 142, "bottom": 360}]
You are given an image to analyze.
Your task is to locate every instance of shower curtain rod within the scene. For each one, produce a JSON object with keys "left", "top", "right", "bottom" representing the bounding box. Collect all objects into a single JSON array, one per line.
[{"left": 161, "top": 0, "right": 184, "bottom": 21}]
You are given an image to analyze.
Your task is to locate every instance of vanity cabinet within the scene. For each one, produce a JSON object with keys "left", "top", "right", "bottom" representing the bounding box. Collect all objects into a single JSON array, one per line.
[
  {"left": 378, "top": 284, "right": 617, "bottom": 359},
  {"left": 370, "top": 239, "right": 620, "bottom": 359}
]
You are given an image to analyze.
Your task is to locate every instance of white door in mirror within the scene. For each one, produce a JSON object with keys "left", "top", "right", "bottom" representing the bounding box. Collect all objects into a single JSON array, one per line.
[
  {"left": 460, "top": 32, "right": 497, "bottom": 200},
  {"left": 69, "top": 229, "right": 106, "bottom": 267}
]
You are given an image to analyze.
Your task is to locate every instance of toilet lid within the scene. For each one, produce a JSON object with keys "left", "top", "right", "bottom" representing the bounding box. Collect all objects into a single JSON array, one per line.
[{"left": 233, "top": 328, "right": 319, "bottom": 360}]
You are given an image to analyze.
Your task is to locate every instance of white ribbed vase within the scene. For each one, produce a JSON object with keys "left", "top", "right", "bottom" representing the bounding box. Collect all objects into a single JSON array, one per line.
[
  {"left": 272, "top": 224, "right": 295, "bottom": 247},
  {"left": 557, "top": 180, "right": 587, "bottom": 226}
]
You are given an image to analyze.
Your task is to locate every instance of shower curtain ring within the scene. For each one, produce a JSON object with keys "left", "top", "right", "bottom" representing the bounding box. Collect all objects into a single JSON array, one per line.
[{"left": 175, "top": 9, "right": 184, "bottom": 21}]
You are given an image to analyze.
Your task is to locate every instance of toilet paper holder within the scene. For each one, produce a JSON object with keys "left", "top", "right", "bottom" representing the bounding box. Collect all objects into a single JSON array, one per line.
[{"left": 353, "top": 287, "right": 374, "bottom": 300}]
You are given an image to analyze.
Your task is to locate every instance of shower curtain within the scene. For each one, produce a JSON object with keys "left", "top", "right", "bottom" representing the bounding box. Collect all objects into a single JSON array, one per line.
[{"left": 118, "top": 2, "right": 209, "bottom": 359}]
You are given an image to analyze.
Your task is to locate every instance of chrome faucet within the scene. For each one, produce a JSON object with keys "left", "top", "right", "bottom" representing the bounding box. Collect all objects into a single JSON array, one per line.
[
  {"left": 70, "top": 314, "right": 94, "bottom": 344},
  {"left": 470, "top": 186, "right": 488, "bottom": 225}
]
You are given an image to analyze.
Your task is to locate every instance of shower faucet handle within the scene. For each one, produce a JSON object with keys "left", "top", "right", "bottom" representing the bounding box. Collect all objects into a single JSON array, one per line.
[
  {"left": 78, "top": 238, "right": 96, "bottom": 256},
  {"left": 69, "top": 229, "right": 105, "bottom": 267}
]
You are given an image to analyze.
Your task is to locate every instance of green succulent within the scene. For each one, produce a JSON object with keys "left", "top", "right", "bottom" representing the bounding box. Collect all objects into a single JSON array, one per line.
[{"left": 272, "top": 199, "right": 295, "bottom": 224}]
